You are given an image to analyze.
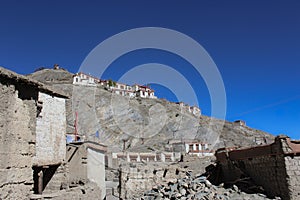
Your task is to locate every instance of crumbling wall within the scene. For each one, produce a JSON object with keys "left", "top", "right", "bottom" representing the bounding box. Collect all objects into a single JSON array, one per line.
[
  {"left": 34, "top": 92, "right": 66, "bottom": 166},
  {"left": 235, "top": 153, "right": 289, "bottom": 199},
  {"left": 215, "top": 136, "right": 300, "bottom": 200},
  {"left": 0, "top": 83, "right": 37, "bottom": 199},
  {"left": 119, "top": 162, "right": 187, "bottom": 199}
]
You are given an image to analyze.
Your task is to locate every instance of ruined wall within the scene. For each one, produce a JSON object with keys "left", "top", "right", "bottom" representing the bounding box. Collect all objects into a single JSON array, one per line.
[
  {"left": 0, "top": 82, "right": 37, "bottom": 199},
  {"left": 34, "top": 92, "right": 66, "bottom": 166},
  {"left": 235, "top": 154, "right": 289, "bottom": 199},
  {"left": 119, "top": 162, "right": 187, "bottom": 199},
  {"left": 216, "top": 136, "right": 300, "bottom": 200}
]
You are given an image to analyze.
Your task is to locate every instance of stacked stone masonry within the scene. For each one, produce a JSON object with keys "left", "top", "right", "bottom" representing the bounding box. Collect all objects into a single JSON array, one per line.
[
  {"left": 0, "top": 67, "right": 68, "bottom": 199},
  {"left": 0, "top": 83, "right": 35, "bottom": 199},
  {"left": 119, "top": 162, "right": 187, "bottom": 199},
  {"left": 215, "top": 136, "right": 300, "bottom": 200}
]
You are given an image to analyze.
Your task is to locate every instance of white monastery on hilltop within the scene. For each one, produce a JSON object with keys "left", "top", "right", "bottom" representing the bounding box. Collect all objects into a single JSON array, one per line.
[
  {"left": 72, "top": 71, "right": 201, "bottom": 117},
  {"left": 72, "top": 72, "right": 157, "bottom": 99}
]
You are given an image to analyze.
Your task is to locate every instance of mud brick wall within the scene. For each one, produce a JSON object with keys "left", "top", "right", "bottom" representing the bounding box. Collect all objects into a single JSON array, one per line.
[
  {"left": 216, "top": 136, "right": 300, "bottom": 200},
  {"left": 0, "top": 82, "right": 37, "bottom": 199},
  {"left": 285, "top": 156, "right": 300, "bottom": 200},
  {"left": 237, "top": 154, "right": 289, "bottom": 199}
]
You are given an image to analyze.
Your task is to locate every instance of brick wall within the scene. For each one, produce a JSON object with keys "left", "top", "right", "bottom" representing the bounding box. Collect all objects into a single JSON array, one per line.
[
  {"left": 215, "top": 136, "right": 300, "bottom": 200},
  {"left": 285, "top": 156, "right": 300, "bottom": 200},
  {"left": 236, "top": 154, "right": 289, "bottom": 199}
]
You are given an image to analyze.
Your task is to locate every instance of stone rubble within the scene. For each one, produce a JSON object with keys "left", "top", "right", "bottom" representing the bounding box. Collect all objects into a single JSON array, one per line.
[{"left": 139, "top": 172, "right": 281, "bottom": 200}]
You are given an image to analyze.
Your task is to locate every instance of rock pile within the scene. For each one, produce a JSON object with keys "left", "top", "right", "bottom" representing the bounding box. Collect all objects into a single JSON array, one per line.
[{"left": 140, "top": 173, "right": 280, "bottom": 200}]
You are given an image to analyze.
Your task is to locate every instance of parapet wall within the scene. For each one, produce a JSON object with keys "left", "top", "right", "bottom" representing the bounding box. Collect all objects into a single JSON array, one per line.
[
  {"left": 111, "top": 152, "right": 181, "bottom": 165},
  {"left": 215, "top": 136, "right": 300, "bottom": 200}
]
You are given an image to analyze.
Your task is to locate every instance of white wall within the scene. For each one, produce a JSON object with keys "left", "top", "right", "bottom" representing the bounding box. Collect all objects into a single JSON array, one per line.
[
  {"left": 87, "top": 148, "right": 106, "bottom": 200},
  {"left": 73, "top": 75, "right": 97, "bottom": 86},
  {"left": 34, "top": 92, "right": 66, "bottom": 166}
]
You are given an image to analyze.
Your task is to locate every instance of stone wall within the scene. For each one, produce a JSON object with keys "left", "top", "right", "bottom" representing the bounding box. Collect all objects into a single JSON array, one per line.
[
  {"left": 215, "top": 136, "right": 300, "bottom": 200},
  {"left": 236, "top": 153, "right": 289, "bottom": 199},
  {"left": 0, "top": 67, "right": 68, "bottom": 198},
  {"left": 285, "top": 156, "right": 300, "bottom": 200},
  {"left": 119, "top": 162, "right": 187, "bottom": 199},
  {"left": 34, "top": 92, "right": 66, "bottom": 166},
  {"left": 0, "top": 82, "right": 37, "bottom": 199}
]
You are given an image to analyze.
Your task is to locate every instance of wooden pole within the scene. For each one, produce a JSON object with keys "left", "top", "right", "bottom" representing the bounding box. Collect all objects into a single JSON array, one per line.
[{"left": 38, "top": 169, "right": 43, "bottom": 194}]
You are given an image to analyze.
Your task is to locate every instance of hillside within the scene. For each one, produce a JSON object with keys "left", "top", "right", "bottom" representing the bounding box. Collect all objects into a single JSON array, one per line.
[{"left": 28, "top": 68, "right": 275, "bottom": 152}]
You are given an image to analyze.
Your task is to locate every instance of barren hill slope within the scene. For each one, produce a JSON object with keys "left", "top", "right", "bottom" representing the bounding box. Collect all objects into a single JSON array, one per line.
[
  {"left": 28, "top": 69, "right": 275, "bottom": 152},
  {"left": 27, "top": 68, "right": 73, "bottom": 84}
]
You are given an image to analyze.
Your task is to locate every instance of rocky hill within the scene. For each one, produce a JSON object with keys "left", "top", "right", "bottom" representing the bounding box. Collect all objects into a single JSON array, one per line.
[
  {"left": 28, "top": 68, "right": 274, "bottom": 153},
  {"left": 27, "top": 68, "right": 73, "bottom": 84}
]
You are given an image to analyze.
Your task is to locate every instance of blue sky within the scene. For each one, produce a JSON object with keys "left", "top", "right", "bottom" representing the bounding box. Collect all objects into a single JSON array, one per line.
[{"left": 1, "top": 1, "right": 299, "bottom": 138}]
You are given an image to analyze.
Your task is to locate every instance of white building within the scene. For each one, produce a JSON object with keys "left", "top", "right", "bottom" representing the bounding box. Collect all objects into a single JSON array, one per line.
[
  {"left": 176, "top": 102, "right": 201, "bottom": 117},
  {"left": 190, "top": 106, "right": 201, "bottom": 116},
  {"left": 111, "top": 82, "right": 136, "bottom": 98},
  {"left": 133, "top": 84, "right": 156, "bottom": 99},
  {"left": 185, "top": 141, "right": 213, "bottom": 157},
  {"left": 72, "top": 73, "right": 157, "bottom": 99},
  {"left": 73, "top": 72, "right": 98, "bottom": 86}
]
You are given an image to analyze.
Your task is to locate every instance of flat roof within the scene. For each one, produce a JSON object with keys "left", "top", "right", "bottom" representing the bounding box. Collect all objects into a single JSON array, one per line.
[{"left": 0, "top": 67, "right": 69, "bottom": 98}]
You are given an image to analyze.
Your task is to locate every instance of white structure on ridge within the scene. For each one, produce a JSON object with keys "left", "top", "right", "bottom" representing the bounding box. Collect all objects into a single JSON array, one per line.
[
  {"left": 133, "top": 84, "right": 156, "bottom": 98},
  {"left": 73, "top": 72, "right": 98, "bottom": 86},
  {"left": 73, "top": 72, "right": 157, "bottom": 98},
  {"left": 176, "top": 102, "right": 201, "bottom": 117}
]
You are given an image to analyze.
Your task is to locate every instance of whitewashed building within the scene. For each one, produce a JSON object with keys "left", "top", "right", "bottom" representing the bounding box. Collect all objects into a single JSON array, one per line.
[
  {"left": 72, "top": 72, "right": 157, "bottom": 98},
  {"left": 185, "top": 141, "right": 213, "bottom": 157},
  {"left": 133, "top": 84, "right": 156, "bottom": 98},
  {"left": 176, "top": 102, "right": 201, "bottom": 117},
  {"left": 111, "top": 82, "right": 136, "bottom": 97},
  {"left": 73, "top": 72, "right": 98, "bottom": 86}
]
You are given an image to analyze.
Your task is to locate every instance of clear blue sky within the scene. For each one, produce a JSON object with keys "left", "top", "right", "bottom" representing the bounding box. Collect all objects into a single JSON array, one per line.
[{"left": 1, "top": 1, "right": 299, "bottom": 138}]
